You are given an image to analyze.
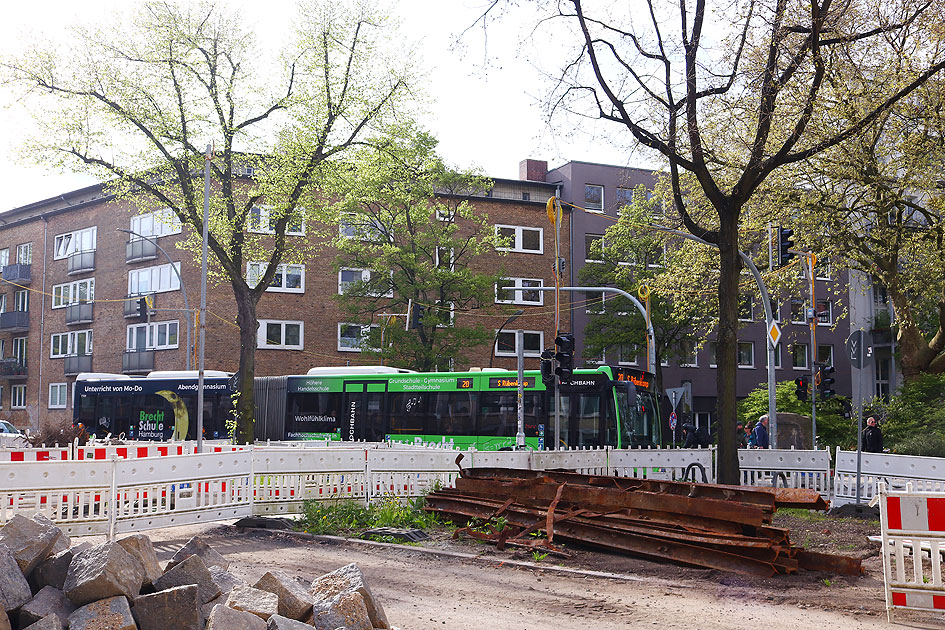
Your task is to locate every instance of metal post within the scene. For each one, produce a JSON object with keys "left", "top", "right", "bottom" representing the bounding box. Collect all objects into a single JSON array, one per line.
[
  {"left": 516, "top": 329, "right": 525, "bottom": 449},
  {"left": 197, "top": 144, "right": 210, "bottom": 453},
  {"left": 808, "top": 254, "right": 818, "bottom": 446},
  {"left": 855, "top": 362, "right": 863, "bottom": 505}
]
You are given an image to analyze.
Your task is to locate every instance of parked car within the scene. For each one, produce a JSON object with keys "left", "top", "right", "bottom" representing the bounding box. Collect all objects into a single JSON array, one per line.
[{"left": 0, "top": 420, "right": 28, "bottom": 447}]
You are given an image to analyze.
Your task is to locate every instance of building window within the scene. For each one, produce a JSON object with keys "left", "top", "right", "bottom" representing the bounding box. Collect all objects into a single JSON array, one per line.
[
  {"left": 768, "top": 297, "right": 780, "bottom": 322},
  {"left": 0, "top": 295, "right": 6, "bottom": 314},
  {"left": 52, "top": 279, "right": 94, "bottom": 309},
  {"left": 738, "top": 294, "right": 753, "bottom": 322},
  {"left": 766, "top": 346, "right": 782, "bottom": 369},
  {"left": 337, "top": 323, "right": 377, "bottom": 352},
  {"left": 0, "top": 249, "right": 8, "bottom": 267},
  {"left": 434, "top": 248, "right": 455, "bottom": 270},
  {"left": 50, "top": 330, "right": 93, "bottom": 358},
  {"left": 247, "top": 263, "right": 305, "bottom": 293},
  {"left": 53, "top": 226, "right": 97, "bottom": 260},
  {"left": 495, "top": 225, "right": 543, "bottom": 254},
  {"left": 645, "top": 244, "right": 665, "bottom": 268},
  {"left": 679, "top": 340, "right": 698, "bottom": 367},
  {"left": 494, "top": 330, "right": 543, "bottom": 357},
  {"left": 127, "top": 321, "right": 179, "bottom": 351},
  {"left": 337, "top": 268, "right": 393, "bottom": 298},
  {"left": 130, "top": 209, "right": 182, "bottom": 239},
  {"left": 16, "top": 243, "right": 31, "bottom": 265},
  {"left": 583, "top": 291, "right": 605, "bottom": 314},
  {"left": 496, "top": 278, "right": 543, "bottom": 305},
  {"left": 584, "top": 347, "right": 605, "bottom": 366},
  {"left": 339, "top": 213, "right": 387, "bottom": 242},
  {"left": 791, "top": 343, "right": 809, "bottom": 370},
  {"left": 13, "top": 290, "right": 27, "bottom": 313},
  {"left": 815, "top": 257, "right": 832, "bottom": 280},
  {"left": 790, "top": 298, "right": 806, "bottom": 323},
  {"left": 12, "top": 337, "right": 27, "bottom": 366},
  {"left": 435, "top": 206, "right": 455, "bottom": 222},
  {"left": 249, "top": 206, "right": 305, "bottom": 236},
  {"left": 737, "top": 341, "right": 754, "bottom": 368},
  {"left": 49, "top": 383, "right": 68, "bottom": 409},
  {"left": 11, "top": 385, "right": 26, "bottom": 410},
  {"left": 615, "top": 187, "right": 634, "bottom": 206},
  {"left": 616, "top": 344, "right": 638, "bottom": 366},
  {"left": 584, "top": 184, "right": 604, "bottom": 212},
  {"left": 128, "top": 263, "right": 181, "bottom": 295},
  {"left": 816, "top": 299, "right": 832, "bottom": 325},
  {"left": 817, "top": 344, "right": 834, "bottom": 368},
  {"left": 708, "top": 341, "right": 718, "bottom": 368},
  {"left": 257, "top": 320, "right": 303, "bottom": 350},
  {"left": 585, "top": 234, "right": 604, "bottom": 262}
]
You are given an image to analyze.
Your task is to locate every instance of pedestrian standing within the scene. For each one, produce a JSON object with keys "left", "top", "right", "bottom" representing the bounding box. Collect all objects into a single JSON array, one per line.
[
  {"left": 862, "top": 416, "right": 884, "bottom": 453},
  {"left": 752, "top": 415, "right": 770, "bottom": 449}
]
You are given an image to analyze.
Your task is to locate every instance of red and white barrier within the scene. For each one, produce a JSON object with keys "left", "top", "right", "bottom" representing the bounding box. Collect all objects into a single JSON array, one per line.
[
  {"left": 877, "top": 482, "right": 945, "bottom": 621},
  {"left": 0, "top": 447, "right": 71, "bottom": 462}
]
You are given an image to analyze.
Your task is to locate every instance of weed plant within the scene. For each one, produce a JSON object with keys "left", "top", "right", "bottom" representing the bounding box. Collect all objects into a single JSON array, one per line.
[{"left": 300, "top": 494, "right": 438, "bottom": 536}]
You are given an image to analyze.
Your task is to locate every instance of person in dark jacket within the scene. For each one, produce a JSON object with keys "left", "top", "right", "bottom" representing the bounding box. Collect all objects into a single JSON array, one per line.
[
  {"left": 682, "top": 423, "right": 710, "bottom": 448},
  {"left": 752, "top": 415, "right": 770, "bottom": 449},
  {"left": 736, "top": 422, "right": 748, "bottom": 449},
  {"left": 862, "top": 416, "right": 884, "bottom": 453}
]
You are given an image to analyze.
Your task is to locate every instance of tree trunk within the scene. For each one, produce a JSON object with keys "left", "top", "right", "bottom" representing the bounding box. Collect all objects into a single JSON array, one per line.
[
  {"left": 233, "top": 284, "right": 259, "bottom": 443},
  {"left": 715, "top": 211, "right": 741, "bottom": 485},
  {"left": 889, "top": 290, "right": 942, "bottom": 381}
]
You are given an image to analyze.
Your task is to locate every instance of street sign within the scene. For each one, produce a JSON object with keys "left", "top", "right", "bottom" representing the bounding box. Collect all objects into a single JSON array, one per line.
[
  {"left": 846, "top": 330, "right": 874, "bottom": 370},
  {"left": 669, "top": 411, "right": 677, "bottom": 431},
  {"left": 665, "top": 385, "right": 691, "bottom": 411},
  {"left": 767, "top": 320, "right": 782, "bottom": 347}
]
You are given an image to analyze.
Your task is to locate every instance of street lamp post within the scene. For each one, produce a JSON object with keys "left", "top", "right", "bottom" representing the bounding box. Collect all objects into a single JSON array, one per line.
[
  {"left": 489, "top": 310, "right": 524, "bottom": 369},
  {"left": 117, "top": 228, "right": 192, "bottom": 371}
]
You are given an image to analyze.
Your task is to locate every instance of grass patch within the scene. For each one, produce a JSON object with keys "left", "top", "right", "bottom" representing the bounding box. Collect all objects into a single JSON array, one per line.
[{"left": 299, "top": 494, "right": 439, "bottom": 536}]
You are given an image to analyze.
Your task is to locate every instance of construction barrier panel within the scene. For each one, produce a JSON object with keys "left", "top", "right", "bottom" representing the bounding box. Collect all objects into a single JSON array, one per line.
[
  {"left": 834, "top": 449, "right": 945, "bottom": 507},
  {"left": 739, "top": 448, "right": 831, "bottom": 497},
  {"left": 876, "top": 482, "right": 945, "bottom": 621}
]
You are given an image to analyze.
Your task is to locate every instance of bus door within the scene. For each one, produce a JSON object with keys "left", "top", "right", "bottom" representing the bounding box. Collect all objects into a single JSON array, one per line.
[
  {"left": 341, "top": 380, "right": 388, "bottom": 442},
  {"left": 555, "top": 375, "right": 608, "bottom": 449}
]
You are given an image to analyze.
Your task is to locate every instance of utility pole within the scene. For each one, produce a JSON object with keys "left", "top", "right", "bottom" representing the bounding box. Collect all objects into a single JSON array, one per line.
[
  {"left": 197, "top": 144, "right": 210, "bottom": 453},
  {"left": 806, "top": 252, "right": 818, "bottom": 446}
]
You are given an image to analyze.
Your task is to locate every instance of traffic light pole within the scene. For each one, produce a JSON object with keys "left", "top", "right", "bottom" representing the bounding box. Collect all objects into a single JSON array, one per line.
[{"left": 806, "top": 253, "right": 818, "bottom": 446}]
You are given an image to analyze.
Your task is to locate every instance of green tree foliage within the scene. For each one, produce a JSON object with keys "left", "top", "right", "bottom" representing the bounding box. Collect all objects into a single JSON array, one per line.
[
  {"left": 737, "top": 380, "right": 851, "bottom": 449},
  {"left": 865, "top": 373, "right": 945, "bottom": 455},
  {"left": 328, "top": 127, "right": 501, "bottom": 371},
  {"left": 3, "top": 1, "right": 417, "bottom": 441}
]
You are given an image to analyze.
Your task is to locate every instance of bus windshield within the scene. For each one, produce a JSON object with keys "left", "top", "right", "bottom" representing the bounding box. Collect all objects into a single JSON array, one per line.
[{"left": 616, "top": 382, "right": 661, "bottom": 448}]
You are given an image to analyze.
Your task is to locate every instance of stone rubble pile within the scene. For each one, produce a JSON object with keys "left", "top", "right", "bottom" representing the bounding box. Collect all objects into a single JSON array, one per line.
[{"left": 0, "top": 514, "right": 393, "bottom": 630}]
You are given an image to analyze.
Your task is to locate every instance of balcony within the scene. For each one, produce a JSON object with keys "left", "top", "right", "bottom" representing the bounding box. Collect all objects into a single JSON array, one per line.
[
  {"left": 0, "top": 264, "right": 31, "bottom": 286},
  {"left": 124, "top": 293, "right": 155, "bottom": 319},
  {"left": 0, "top": 359, "right": 27, "bottom": 379},
  {"left": 122, "top": 349, "right": 154, "bottom": 373},
  {"left": 65, "top": 302, "right": 94, "bottom": 325},
  {"left": 0, "top": 311, "right": 29, "bottom": 333},
  {"left": 126, "top": 239, "right": 158, "bottom": 263},
  {"left": 64, "top": 354, "right": 93, "bottom": 376},
  {"left": 67, "top": 251, "right": 95, "bottom": 275}
]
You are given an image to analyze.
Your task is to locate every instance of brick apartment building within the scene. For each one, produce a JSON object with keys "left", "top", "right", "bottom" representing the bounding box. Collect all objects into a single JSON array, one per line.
[
  {"left": 0, "top": 173, "right": 567, "bottom": 432},
  {"left": 521, "top": 159, "right": 858, "bottom": 436}
]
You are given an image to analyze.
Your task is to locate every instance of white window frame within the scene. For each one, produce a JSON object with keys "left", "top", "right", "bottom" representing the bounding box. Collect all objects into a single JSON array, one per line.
[
  {"left": 737, "top": 341, "right": 755, "bottom": 368},
  {"left": 434, "top": 247, "right": 455, "bottom": 271},
  {"left": 337, "top": 322, "right": 378, "bottom": 353},
  {"left": 584, "top": 184, "right": 604, "bottom": 212},
  {"left": 818, "top": 344, "right": 835, "bottom": 368},
  {"left": 708, "top": 341, "right": 718, "bottom": 368},
  {"left": 616, "top": 344, "right": 639, "bottom": 366},
  {"left": 766, "top": 345, "right": 782, "bottom": 369},
  {"left": 130, "top": 209, "right": 182, "bottom": 240},
  {"left": 52, "top": 278, "right": 95, "bottom": 309},
  {"left": 738, "top": 294, "right": 754, "bottom": 322},
  {"left": 495, "top": 225, "right": 544, "bottom": 254},
  {"left": 12, "top": 337, "right": 27, "bottom": 365},
  {"left": 50, "top": 329, "right": 93, "bottom": 359},
  {"left": 128, "top": 263, "right": 181, "bottom": 296},
  {"left": 816, "top": 300, "right": 833, "bottom": 326},
  {"left": 339, "top": 213, "right": 387, "bottom": 242},
  {"left": 496, "top": 278, "right": 544, "bottom": 306},
  {"left": 585, "top": 234, "right": 604, "bottom": 263},
  {"left": 249, "top": 206, "right": 306, "bottom": 236},
  {"left": 257, "top": 320, "right": 304, "bottom": 350},
  {"left": 494, "top": 330, "right": 544, "bottom": 358},
  {"left": 49, "top": 383, "right": 68, "bottom": 409},
  {"left": 337, "top": 268, "right": 393, "bottom": 298},
  {"left": 126, "top": 321, "right": 180, "bottom": 351},
  {"left": 53, "top": 226, "right": 97, "bottom": 260},
  {"left": 679, "top": 340, "right": 698, "bottom": 367},
  {"left": 791, "top": 343, "right": 809, "bottom": 370},
  {"left": 0, "top": 249, "right": 8, "bottom": 268},
  {"left": 247, "top": 262, "right": 305, "bottom": 293},
  {"left": 13, "top": 290, "right": 28, "bottom": 313},
  {"left": 0, "top": 295, "right": 5, "bottom": 314},
  {"left": 11, "top": 385, "right": 26, "bottom": 410},
  {"left": 16, "top": 243, "right": 31, "bottom": 265},
  {"left": 790, "top": 298, "right": 806, "bottom": 324}
]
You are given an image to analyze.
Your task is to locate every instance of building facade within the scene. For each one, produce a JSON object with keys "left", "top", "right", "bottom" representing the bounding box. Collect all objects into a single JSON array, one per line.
[{"left": 0, "top": 175, "right": 568, "bottom": 432}]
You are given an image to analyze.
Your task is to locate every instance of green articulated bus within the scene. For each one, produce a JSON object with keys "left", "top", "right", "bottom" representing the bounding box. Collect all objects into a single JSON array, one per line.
[{"left": 254, "top": 365, "right": 661, "bottom": 450}]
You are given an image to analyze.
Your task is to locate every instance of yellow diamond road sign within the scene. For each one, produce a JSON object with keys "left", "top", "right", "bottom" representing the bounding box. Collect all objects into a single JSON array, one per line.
[{"left": 767, "top": 321, "right": 782, "bottom": 347}]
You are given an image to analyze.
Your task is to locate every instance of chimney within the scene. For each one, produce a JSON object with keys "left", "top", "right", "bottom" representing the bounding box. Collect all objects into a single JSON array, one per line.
[{"left": 519, "top": 159, "right": 548, "bottom": 182}]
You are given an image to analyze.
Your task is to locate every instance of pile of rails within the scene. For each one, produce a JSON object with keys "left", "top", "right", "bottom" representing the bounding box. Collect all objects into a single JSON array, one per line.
[{"left": 425, "top": 467, "right": 862, "bottom": 577}]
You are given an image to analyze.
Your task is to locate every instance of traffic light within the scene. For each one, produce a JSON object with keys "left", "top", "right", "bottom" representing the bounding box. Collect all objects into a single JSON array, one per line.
[
  {"left": 778, "top": 226, "right": 795, "bottom": 267},
  {"left": 137, "top": 296, "right": 150, "bottom": 318},
  {"left": 409, "top": 304, "right": 425, "bottom": 330},
  {"left": 794, "top": 375, "right": 809, "bottom": 402},
  {"left": 818, "top": 366, "right": 836, "bottom": 399},
  {"left": 554, "top": 333, "right": 575, "bottom": 381},
  {"left": 540, "top": 348, "right": 555, "bottom": 385},
  {"left": 840, "top": 399, "right": 852, "bottom": 419}
]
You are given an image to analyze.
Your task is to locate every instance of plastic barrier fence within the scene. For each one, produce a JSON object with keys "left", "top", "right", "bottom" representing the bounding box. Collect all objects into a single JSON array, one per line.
[
  {"left": 739, "top": 448, "right": 831, "bottom": 497},
  {"left": 834, "top": 449, "right": 945, "bottom": 507}
]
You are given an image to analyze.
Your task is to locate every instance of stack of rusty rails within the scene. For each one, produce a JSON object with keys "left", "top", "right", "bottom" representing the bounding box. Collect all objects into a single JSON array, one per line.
[{"left": 424, "top": 466, "right": 862, "bottom": 578}]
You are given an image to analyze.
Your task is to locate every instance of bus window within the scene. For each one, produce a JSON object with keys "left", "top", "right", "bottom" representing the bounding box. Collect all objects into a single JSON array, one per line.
[
  {"left": 478, "top": 393, "right": 517, "bottom": 437},
  {"left": 286, "top": 392, "right": 342, "bottom": 439},
  {"left": 388, "top": 393, "right": 428, "bottom": 434},
  {"left": 362, "top": 393, "right": 387, "bottom": 441},
  {"left": 576, "top": 393, "right": 601, "bottom": 447},
  {"left": 430, "top": 392, "right": 475, "bottom": 436}
]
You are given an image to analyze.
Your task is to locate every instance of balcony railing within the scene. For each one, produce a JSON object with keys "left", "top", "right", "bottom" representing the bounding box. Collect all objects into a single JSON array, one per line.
[
  {"left": 64, "top": 354, "right": 93, "bottom": 376},
  {"left": 0, "top": 359, "right": 27, "bottom": 379},
  {"left": 126, "top": 239, "right": 158, "bottom": 263},
  {"left": 124, "top": 293, "right": 155, "bottom": 319},
  {"left": 65, "top": 302, "right": 94, "bottom": 325},
  {"left": 0, "top": 311, "right": 29, "bottom": 332},
  {"left": 122, "top": 349, "right": 154, "bottom": 373},
  {"left": 67, "top": 251, "right": 95, "bottom": 275},
  {"left": 0, "top": 264, "right": 31, "bottom": 286}
]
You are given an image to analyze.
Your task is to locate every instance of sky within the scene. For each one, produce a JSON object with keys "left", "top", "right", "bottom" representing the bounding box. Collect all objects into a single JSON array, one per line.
[{"left": 0, "top": 0, "right": 651, "bottom": 212}]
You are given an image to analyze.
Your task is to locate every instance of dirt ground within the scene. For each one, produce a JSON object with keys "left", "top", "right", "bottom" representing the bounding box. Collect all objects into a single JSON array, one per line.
[{"left": 81, "top": 509, "right": 945, "bottom": 630}]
